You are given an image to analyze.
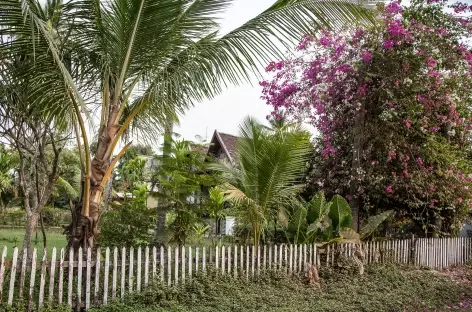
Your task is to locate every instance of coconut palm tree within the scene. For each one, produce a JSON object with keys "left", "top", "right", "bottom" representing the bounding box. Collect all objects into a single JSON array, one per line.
[
  {"left": 211, "top": 117, "right": 312, "bottom": 246},
  {"left": 0, "top": 0, "right": 375, "bottom": 249}
]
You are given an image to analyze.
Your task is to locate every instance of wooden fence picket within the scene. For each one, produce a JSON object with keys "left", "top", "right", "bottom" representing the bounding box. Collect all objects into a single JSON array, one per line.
[
  {"left": 1, "top": 239, "right": 472, "bottom": 310},
  {"left": 85, "top": 247, "right": 91, "bottom": 310},
  {"left": 120, "top": 247, "right": 125, "bottom": 299},
  {"left": 48, "top": 248, "right": 57, "bottom": 304},
  {"left": 181, "top": 246, "right": 186, "bottom": 282},
  {"left": 137, "top": 247, "right": 142, "bottom": 292},
  {"left": 221, "top": 246, "right": 225, "bottom": 275},
  {"left": 7, "top": 247, "right": 18, "bottom": 305},
  {"left": 112, "top": 247, "right": 118, "bottom": 299},
  {"left": 167, "top": 246, "right": 172, "bottom": 287},
  {"left": 58, "top": 248, "right": 64, "bottom": 305},
  {"left": 39, "top": 249, "right": 47, "bottom": 308},
  {"left": 0, "top": 247, "right": 6, "bottom": 304},
  {"left": 174, "top": 247, "right": 179, "bottom": 285},
  {"left": 144, "top": 246, "right": 149, "bottom": 287},
  {"left": 67, "top": 248, "right": 73, "bottom": 306},
  {"left": 77, "top": 248, "right": 83, "bottom": 308},
  {"left": 95, "top": 247, "right": 101, "bottom": 304},
  {"left": 233, "top": 245, "right": 237, "bottom": 277},
  {"left": 103, "top": 248, "right": 110, "bottom": 305},
  {"left": 188, "top": 246, "right": 192, "bottom": 278},
  {"left": 129, "top": 247, "right": 134, "bottom": 293},
  {"left": 28, "top": 248, "right": 37, "bottom": 311},
  {"left": 19, "top": 248, "right": 27, "bottom": 299}
]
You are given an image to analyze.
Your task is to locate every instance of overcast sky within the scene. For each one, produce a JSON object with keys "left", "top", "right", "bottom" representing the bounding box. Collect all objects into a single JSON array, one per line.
[{"left": 175, "top": 0, "right": 277, "bottom": 142}]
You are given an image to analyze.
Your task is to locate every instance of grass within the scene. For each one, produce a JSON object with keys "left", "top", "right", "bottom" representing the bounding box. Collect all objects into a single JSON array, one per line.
[
  {"left": 88, "top": 264, "right": 472, "bottom": 312},
  {"left": 0, "top": 228, "right": 67, "bottom": 254}
]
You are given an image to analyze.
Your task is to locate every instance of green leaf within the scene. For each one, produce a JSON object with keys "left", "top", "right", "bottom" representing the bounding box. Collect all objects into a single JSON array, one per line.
[
  {"left": 278, "top": 208, "right": 289, "bottom": 228},
  {"left": 288, "top": 206, "right": 307, "bottom": 244},
  {"left": 329, "top": 195, "right": 352, "bottom": 230},
  {"left": 359, "top": 210, "right": 395, "bottom": 239},
  {"left": 307, "top": 191, "right": 328, "bottom": 223},
  {"left": 339, "top": 227, "right": 361, "bottom": 243}
]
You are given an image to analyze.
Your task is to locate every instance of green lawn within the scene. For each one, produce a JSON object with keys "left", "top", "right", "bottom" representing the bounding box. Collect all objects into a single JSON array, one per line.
[
  {"left": 0, "top": 227, "right": 67, "bottom": 255},
  {"left": 89, "top": 264, "right": 472, "bottom": 312}
]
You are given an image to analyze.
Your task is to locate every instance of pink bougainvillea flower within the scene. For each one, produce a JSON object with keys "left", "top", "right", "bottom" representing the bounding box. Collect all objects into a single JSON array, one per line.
[
  {"left": 383, "top": 39, "right": 396, "bottom": 50},
  {"left": 361, "top": 50, "right": 373, "bottom": 63},
  {"left": 385, "top": 1, "right": 402, "bottom": 14},
  {"left": 386, "top": 185, "right": 393, "bottom": 193},
  {"left": 404, "top": 119, "right": 411, "bottom": 129}
]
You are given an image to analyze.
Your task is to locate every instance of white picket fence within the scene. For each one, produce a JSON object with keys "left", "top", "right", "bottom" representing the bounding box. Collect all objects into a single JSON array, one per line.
[{"left": 0, "top": 237, "right": 471, "bottom": 310}]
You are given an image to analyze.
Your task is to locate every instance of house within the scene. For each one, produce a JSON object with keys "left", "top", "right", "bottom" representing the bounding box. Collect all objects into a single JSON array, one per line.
[
  {"left": 205, "top": 130, "right": 240, "bottom": 236},
  {"left": 206, "top": 130, "right": 238, "bottom": 164}
]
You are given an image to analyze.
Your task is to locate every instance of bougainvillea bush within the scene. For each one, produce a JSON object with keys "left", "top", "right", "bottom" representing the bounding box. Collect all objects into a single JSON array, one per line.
[{"left": 261, "top": 0, "right": 472, "bottom": 236}]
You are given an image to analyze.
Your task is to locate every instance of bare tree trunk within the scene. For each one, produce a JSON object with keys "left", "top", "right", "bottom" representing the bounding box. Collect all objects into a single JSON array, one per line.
[
  {"left": 350, "top": 106, "right": 365, "bottom": 232},
  {"left": 23, "top": 212, "right": 39, "bottom": 254}
]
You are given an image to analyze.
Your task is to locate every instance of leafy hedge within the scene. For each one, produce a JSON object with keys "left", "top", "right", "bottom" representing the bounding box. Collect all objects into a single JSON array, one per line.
[{"left": 89, "top": 265, "right": 472, "bottom": 312}]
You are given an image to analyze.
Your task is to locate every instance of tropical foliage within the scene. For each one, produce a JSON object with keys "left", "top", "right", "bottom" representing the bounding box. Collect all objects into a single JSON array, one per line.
[
  {"left": 99, "top": 184, "right": 156, "bottom": 247},
  {"left": 153, "top": 137, "right": 216, "bottom": 245},
  {"left": 212, "top": 117, "right": 312, "bottom": 245},
  {"left": 0, "top": 0, "right": 375, "bottom": 248},
  {"left": 262, "top": 0, "right": 472, "bottom": 236},
  {"left": 283, "top": 191, "right": 394, "bottom": 244}
]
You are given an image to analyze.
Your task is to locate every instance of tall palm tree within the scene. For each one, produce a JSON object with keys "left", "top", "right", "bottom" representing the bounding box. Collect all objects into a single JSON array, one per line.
[
  {"left": 211, "top": 117, "right": 312, "bottom": 246},
  {"left": 0, "top": 0, "right": 375, "bottom": 249}
]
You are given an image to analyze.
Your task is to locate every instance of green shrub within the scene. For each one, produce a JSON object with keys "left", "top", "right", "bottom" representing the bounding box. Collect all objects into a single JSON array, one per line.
[
  {"left": 99, "top": 185, "right": 156, "bottom": 247},
  {"left": 89, "top": 265, "right": 472, "bottom": 312}
]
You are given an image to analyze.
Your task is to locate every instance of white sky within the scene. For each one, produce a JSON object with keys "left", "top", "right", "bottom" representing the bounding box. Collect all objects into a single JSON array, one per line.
[{"left": 175, "top": 0, "right": 277, "bottom": 142}]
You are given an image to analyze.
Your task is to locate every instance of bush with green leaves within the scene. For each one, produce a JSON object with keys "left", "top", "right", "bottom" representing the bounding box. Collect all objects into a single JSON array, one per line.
[
  {"left": 282, "top": 192, "right": 394, "bottom": 244},
  {"left": 99, "top": 185, "right": 156, "bottom": 247}
]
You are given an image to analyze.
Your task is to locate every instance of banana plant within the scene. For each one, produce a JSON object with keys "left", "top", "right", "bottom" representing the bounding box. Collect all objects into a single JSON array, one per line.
[{"left": 282, "top": 192, "right": 394, "bottom": 244}]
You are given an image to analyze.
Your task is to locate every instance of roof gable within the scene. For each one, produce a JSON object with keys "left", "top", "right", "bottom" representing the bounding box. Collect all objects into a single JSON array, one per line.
[{"left": 207, "top": 130, "right": 238, "bottom": 163}]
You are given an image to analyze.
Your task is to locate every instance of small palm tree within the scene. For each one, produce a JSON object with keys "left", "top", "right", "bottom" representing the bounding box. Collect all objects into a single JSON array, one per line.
[{"left": 211, "top": 117, "right": 312, "bottom": 246}]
